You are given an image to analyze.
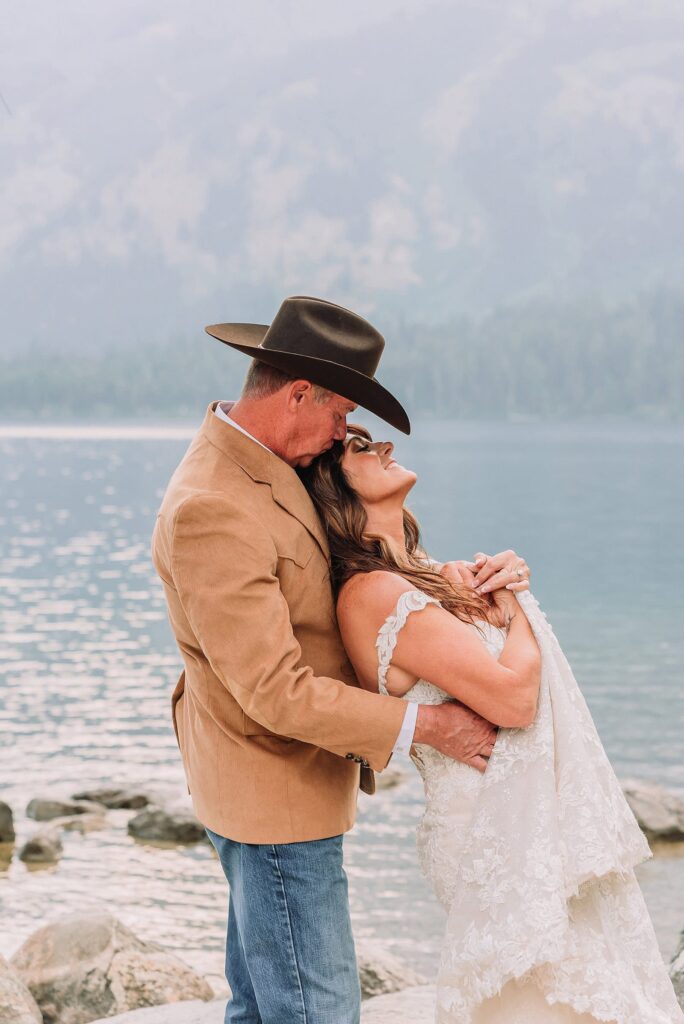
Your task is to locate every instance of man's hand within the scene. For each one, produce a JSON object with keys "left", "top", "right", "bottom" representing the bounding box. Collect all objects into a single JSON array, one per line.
[{"left": 413, "top": 702, "right": 497, "bottom": 773}]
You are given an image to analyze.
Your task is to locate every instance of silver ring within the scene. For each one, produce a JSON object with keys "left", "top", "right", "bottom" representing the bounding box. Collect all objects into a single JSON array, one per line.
[{"left": 516, "top": 568, "right": 524, "bottom": 578}]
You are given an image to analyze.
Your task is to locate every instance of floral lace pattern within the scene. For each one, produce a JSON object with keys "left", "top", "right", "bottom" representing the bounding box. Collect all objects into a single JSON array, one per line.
[{"left": 374, "top": 589, "right": 683, "bottom": 1024}]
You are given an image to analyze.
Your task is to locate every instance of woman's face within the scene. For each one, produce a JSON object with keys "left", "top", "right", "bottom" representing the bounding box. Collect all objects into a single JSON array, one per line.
[{"left": 340, "top": 432, "right": 417, "bottom": 504}]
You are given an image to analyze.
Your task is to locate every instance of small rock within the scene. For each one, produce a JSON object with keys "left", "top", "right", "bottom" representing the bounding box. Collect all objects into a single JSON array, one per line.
[
  {"left": 26, "top": 797, "right": 103, "bottom": 822},
  {"left": 622, "top": 779, "right": 684, "bottom": 842},
  {"left": 11, "top": 911, "right": 214, "bottom": 1024},
  {"left": 361, "top": 984, "right": 435, "bottom": 1022},
  {"left": 52, "top": 813, "right": 108, "bottom": 834},
  {"left": 0, "top": 800, "right": 15, "bottom": 843},
  {"left": 0, "top": 953, "right": 42, "bottom": 1024},
  {"left": 670, "top": 929, "right": 684, "bottom": 1007},
  {"left": 356, "top": 941, "right": 427, "bottom": 999},
  {"left": 0, "top": 844, "right": 12, "bottom": 871},
  {"left": 374, "top": 770, "right": 405, "bottom": 791},
  {"left": 19, "top": 829, "right": 63, "bottom": 864},
  {"left": 72, "top": 787, "right": 150, "bottom": 810},
  {"left": 128, "top": 807, "right": 206, "bottom": 844}
]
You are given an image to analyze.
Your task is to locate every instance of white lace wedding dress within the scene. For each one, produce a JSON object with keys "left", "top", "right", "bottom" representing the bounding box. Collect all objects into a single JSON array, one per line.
[{"left": 375, "top": 589, "right": 683, "bottom": 1024}]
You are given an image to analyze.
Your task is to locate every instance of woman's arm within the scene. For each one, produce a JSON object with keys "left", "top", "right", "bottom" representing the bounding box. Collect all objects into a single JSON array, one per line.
[{"left": 342, "top": 571, "right": 541, "bottom": 729}]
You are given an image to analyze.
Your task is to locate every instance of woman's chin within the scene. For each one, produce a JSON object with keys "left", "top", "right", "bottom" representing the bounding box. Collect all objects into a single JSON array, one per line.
[{"left": 395, "top": 467, "right": 418, "bottom": 492}]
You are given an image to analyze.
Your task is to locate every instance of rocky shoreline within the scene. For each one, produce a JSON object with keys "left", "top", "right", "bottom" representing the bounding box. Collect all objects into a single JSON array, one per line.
[
  {"left": 0, "top": 910, "right": 431, "bottom": 1024},
  {"left": 3, "top": 775, "right": 683, "bottom": 867},
  {"left": 1, "top": 777, "right": 683, "bottom": 1023}
]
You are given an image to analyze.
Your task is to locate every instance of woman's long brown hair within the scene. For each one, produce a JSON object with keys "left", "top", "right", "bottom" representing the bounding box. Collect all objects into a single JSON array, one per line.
[{"left": 298, "top": 424, "right": 491, "bottom": 626}]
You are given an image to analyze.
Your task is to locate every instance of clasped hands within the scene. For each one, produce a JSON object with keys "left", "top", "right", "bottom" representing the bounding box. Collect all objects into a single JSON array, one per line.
[
  {"left": 439, "top": 547, "right": 531, "bottom": 597},
  {"left": 438, "top": 548, "right": 530, "bottom": 629},
  {"left": 416, "top": 549, "right": 530, "bottom": 772}
]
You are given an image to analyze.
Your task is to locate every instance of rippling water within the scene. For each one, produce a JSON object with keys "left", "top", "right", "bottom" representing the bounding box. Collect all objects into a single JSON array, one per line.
[{"left": 1, "top": 418, "right": 682, "bottom": 984}]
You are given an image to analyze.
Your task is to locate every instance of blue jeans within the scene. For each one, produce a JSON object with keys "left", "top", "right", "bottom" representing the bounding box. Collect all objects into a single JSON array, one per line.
[{"left": 206, "top": 829, "right": 361, "bottom": 1024}]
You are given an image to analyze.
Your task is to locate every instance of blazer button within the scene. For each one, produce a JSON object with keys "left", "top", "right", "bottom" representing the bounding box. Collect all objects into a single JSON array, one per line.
[
  {"left": 354, "top": 756, "right": 363, "bottom": 763},
  {"left": 345, "top": 753, "right": 355, "bottom": 760}
]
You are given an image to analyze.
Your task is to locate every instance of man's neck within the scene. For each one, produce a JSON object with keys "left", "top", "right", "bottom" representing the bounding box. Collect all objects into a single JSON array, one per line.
[
  {"left": 216, "top": 402, "right": 271, "bottom": 452},
  {"left": 224, "top": 399, "right": 291, "bottom": 464}
]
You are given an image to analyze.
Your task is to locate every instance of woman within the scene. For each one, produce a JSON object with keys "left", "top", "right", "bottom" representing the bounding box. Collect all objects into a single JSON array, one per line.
[{"left": 300, "top": 425, "right": 682, "bottom": 1024}]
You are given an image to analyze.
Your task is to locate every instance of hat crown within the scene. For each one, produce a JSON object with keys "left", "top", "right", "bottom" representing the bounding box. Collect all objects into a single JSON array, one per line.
[{"left": 260, "top": 296, "right": 384, "bottom": 379}]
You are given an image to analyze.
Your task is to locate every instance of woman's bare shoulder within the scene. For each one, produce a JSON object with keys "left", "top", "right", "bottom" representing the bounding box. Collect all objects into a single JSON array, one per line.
[{"left": 337, "top": 570, "right": 418, "bottom": 623}]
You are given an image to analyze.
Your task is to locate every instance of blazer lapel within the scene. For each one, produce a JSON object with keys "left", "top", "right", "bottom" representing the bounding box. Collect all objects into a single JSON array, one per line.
[
  {"left": 268, "top": 473, "right": 329, "bottom": 557},
  {"left": 201, "top": 402, "right": 330, "bottom": 559}
]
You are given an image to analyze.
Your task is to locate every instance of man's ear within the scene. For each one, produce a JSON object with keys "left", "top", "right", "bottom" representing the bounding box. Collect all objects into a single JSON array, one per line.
[{"left": 288, "top": 380, "right": 314, "bottom": 407}]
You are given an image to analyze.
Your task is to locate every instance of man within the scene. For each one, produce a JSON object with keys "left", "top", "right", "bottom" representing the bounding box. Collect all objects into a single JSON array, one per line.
[{"left": 152, "top": 296, "right": 517, "bottom": 1023}]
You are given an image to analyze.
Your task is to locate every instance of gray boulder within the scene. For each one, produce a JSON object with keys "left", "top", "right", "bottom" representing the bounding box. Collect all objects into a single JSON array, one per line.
[
  {"left": 361, "top": 984, "right": 435, "bottom": 1022},
  {"left": 670, "top": 929, "right": 684, "bottom": 1008},
  {"left": 0, "top": 801, "right": 15, "bottom": 843},
  {"left": 72, "top": 787, "right": 150, "bottom": 810},
  {"left": 128, "top": 807, "right": 206, "bottom": 844},
  {"left": 88, "top": 1001, "right": 226, "bottom": 1024},
  {"left": 0, "top": 954, "right": 42, "bottom": 1024},
  {"left": 19, "top": 829, "right": 63, "bottom": 864},
  {"left": 11, "top": 911, "right": 214, "bottom": 1024},
  {"left": 622, "top": 779, "right": 684, "bottom": 842},
  {"left": 86, "top": 943, "right": 426, "bottom": 1022},
  {"left": 27, "top": 797, "right": 103, "bottom": 822},
  {"left": 356, "top": 940, "right": 427, "bottom": 999}
]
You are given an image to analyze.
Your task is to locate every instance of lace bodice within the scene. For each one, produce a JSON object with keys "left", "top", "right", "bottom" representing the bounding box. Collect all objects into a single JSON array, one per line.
[{"left": 373, "top": 588, "right": 683, "bottom": 1023}]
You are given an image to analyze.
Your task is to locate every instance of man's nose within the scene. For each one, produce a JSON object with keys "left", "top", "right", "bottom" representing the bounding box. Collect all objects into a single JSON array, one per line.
[{"left": 333, "top": 418, "right": 347, "bottom": 441}]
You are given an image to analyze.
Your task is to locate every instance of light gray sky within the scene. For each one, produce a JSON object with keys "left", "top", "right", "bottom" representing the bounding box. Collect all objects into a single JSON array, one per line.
[{"left": 2, "top": 0, "right": 683, "bottom": 352}]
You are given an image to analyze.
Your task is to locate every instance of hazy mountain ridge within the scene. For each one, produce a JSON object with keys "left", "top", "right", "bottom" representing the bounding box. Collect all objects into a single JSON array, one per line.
[
  {"left": 2, "top": 290, "right": 681, "bottom": 421},
  {"left": 1, "top": 0, "right": 683, "bottom": 353}
]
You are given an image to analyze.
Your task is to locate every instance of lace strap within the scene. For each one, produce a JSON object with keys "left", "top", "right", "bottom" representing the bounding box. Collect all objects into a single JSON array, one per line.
[{"left": 375, "top": 590, "right": 442, "bottom": 695}]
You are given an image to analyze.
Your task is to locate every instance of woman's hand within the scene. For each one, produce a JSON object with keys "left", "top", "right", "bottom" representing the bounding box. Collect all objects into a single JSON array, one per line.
[
  {"left": 471, "top": 550, "right": 530, "bottom": 595},
  {"left": 438, "top": 550, "right": 530, "bottom": 596},
  {"left": 438, "top": 553, "right": 525, "bottom": 629},
  {"left": 438, "top": 559, "right": 478, "bottom": 589}
]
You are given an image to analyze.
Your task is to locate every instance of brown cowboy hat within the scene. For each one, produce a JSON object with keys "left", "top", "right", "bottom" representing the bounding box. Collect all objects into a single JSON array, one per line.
[{"left": 205, "top": 295, "right": 410, "bottom": 434}]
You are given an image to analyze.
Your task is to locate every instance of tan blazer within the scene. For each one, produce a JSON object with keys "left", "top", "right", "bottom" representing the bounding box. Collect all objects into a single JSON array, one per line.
[{"left": 151, "top": 403, "right": 407, "bottom": 843}]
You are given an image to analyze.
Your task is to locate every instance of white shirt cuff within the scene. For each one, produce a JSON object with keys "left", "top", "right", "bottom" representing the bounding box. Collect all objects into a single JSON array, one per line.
[{"left": 391, "top": 702, "right": 418, "bottom": 757}]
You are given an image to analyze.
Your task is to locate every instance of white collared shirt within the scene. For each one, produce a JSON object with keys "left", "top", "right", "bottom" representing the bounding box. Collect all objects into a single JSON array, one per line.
[{"left": 213, "top": 402, "right": 418, "bottom": 758}]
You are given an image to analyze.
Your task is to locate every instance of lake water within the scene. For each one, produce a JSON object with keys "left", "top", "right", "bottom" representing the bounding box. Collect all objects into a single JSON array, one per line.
[{"left": 1, "top": 417, "right": 683, "bottom": 986}]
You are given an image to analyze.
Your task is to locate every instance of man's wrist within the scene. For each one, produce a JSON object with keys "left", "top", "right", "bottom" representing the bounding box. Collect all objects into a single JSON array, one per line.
[{"left": 413, "top": 704, "right": 439, "bottom": 746}]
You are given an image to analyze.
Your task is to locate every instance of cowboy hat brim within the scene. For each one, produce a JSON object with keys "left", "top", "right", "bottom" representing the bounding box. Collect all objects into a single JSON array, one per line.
[{"left": 205, "top": 322, "right": 411, "bottom": 434}]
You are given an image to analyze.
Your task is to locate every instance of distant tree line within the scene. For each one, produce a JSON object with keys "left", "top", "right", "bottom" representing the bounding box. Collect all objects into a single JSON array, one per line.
[{"left": 2, "top": 291, "right": 682, "bottom": 421}]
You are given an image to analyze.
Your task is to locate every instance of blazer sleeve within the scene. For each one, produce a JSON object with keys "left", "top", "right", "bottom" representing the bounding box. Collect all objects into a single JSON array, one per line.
[{"left": 170, "top": 492, "right": 406, "bottom": 771}]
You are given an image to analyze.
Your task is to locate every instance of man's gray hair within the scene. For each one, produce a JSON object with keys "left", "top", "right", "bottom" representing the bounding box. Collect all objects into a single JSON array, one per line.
[{"left": 241, "top": 359, "right": 332, "bottom": 403}]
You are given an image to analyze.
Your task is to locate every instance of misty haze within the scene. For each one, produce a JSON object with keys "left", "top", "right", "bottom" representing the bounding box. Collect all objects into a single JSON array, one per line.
[{"left": 1, "top": 0, "right": 683, "bottom": 420}]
